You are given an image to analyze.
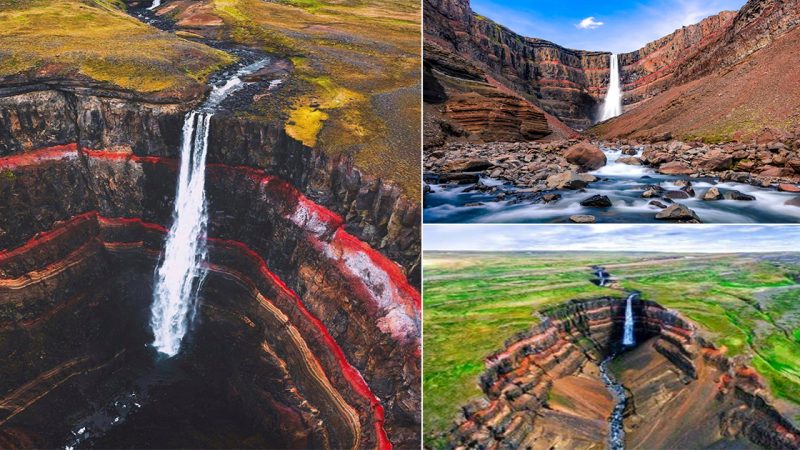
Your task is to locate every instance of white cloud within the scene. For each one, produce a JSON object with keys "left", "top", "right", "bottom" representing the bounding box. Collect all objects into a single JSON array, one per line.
[{"left": 576, "top": 16, "right": 604, "bottom": 30}]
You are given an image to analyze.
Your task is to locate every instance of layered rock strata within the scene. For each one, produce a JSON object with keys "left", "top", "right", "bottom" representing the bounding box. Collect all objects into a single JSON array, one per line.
[
  {"left": 446, "top": 297, "right": 800, "bottom": 450},
  {"left": 0, "top": 143, "right": 421, "bottom": 448}
]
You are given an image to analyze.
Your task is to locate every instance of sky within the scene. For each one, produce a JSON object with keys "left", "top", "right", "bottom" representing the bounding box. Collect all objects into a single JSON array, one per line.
[
  {"left": 423, "top": 225, "right": 800, "bottom": 253},
  {"left": 470, "top": 0, "right": 747, "bottom": 53}
]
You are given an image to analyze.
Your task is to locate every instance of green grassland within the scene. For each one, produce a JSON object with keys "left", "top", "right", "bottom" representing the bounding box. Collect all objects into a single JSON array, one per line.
[
  {"left": 0, "top": 0, "right": 232, "bottom": 98},
  {"left": 202, "top": 0, "right": 421, "bottom": 196},
  {"left": 423, "top": 252, "right": 800, "bottom": 446}
]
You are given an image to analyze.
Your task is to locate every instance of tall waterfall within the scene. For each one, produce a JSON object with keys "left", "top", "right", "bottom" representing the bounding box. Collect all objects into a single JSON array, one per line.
[
  {"left": 150, "top": 59, "right": 269, "bottom": 357},
  {"left": 600, "top": 54, "right": 622, "bottom": 121},
  {"left": 148, "top": 0, "right": 161, "bottom": 10},
  {"left": 623, "top": 292, "right": 636, "bottom": 346}
]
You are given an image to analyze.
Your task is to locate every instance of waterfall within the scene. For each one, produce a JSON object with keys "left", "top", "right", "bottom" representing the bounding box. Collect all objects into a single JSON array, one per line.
[
  {"left": 148, "top": 0, "right": 161, "bottom": 10},
  {"left": 623, "top": 292, "right": 636, "bottom": 346},
  {"left": 600, "top": 54, "right": 622, "bottom": 121},
  {"left": 150, "top": 59, "right": 269, "bottom": 357}
]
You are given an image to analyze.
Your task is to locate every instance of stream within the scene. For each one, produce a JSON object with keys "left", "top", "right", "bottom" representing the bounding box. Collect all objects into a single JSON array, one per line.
[{"left": 424, "top": 145, "right": 800, "bottom": 223}]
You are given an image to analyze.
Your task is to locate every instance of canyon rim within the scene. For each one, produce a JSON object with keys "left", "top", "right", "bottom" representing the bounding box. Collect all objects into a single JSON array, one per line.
[
  {"left": 0, "top": 0, "right": 421, "bottom": 448},
  {"left": 423, "top": 0, "right": 800, "bottom": 224}
]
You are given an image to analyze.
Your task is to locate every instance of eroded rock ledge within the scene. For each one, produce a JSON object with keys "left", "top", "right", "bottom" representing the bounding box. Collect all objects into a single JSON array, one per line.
[
  {"left": 0, "top": 85, "right": 420, "bottom": 284},
  {"left": 445, "top": 297, "right": 800, "bottom": 450}
]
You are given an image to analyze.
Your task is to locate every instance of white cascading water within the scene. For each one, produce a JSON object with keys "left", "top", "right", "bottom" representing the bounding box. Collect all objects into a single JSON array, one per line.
[
  {"left": 148, "top": 0, "right": 161, "bottom": 10},
  {"left": 623, "top": 292, "right": 636, "bottom": 346},
  {"left": 150, "top": 59, "right": 268, "bottom": 357},
  {"left": 600, "top": 54, "right": 622, "bottom": 121}
]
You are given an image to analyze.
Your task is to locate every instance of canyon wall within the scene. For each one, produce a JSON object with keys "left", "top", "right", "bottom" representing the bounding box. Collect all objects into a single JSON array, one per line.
[
  {"left": 424, "top": 0, "right": 609, "bottom": 131},
  {"left": 425, "top": 0, "right": 800, "bottom": 143},
  {"left": 0, "top": 69, "right": 421, "bottom": 447},
  {"left": 445, "top": 297, "right": 800, "bottom": 450}
]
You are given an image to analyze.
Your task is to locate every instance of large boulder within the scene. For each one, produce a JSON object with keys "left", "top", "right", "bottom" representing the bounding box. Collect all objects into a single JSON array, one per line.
[
  {"left": 655, "top": 204, "right": 701, "bottom": 222},
  {"left": 723, "top": 190, "right": 756, "bottom": 201},
  {"left": 443, "top": 158, "right": 494, "bottom": 173},
  {"left": 569, "top": 215, "right": 596, "bottom": 223},
  {"left": 702, "top": 187, "right": 723, "bottom": 200},
  {"left": 580, "top": 195, "right": 612, "bottom": 207},
  {"left": 778, "top": 183, "right": 800, "bottom": 193},
  {"left": 700, "top": 149, "right": 733, "bottom": 171},
  {"left": 657, "top": 161, "right": 694, "bottom": 175},
  {"left": 546, "top": 171, "right": 597, "bottom": 190},
  {"left": 564, "top": 142, "right": 606, "bottom": 171}
]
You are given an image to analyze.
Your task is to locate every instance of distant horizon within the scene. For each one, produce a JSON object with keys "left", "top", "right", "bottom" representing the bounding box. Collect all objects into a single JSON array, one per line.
[
  {"left": 423, "top": 224, "right": 800, "bottom": 253},
  {"left": 469, "top": 0, "right": 747, "bottom": 53}
]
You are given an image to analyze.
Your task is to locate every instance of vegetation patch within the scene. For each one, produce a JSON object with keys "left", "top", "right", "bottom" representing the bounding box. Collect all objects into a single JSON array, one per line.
[{"left": 0, "top": 0, "right": 232, "bottom": 98}]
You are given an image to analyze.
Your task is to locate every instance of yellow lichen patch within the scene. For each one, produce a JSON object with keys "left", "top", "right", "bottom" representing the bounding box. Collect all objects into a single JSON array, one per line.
[
  {"left": 196, "top": 0, "right": 420, "bottom": 196},
  {"left": 286, "top": 106, "right": 329, "bottom": 147},
  {"left": 0, "top": 0, "right": 233, "bottom": 98}
]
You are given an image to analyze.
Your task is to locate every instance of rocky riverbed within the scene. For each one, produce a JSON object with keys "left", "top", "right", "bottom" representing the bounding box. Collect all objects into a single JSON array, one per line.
[{"left": 424, "top": 139, "right": 800, "bottom": 223}]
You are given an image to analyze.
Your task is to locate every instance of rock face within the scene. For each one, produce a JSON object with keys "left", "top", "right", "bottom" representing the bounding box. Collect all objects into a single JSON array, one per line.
[
  {"left": 0, "top": 82, "right": 421, "bottom": 447},
  {"left": 424, "top": 0, "right": 609, "bottom": 131},
  {"left": 594, "top": 0, "right": 800, "bottom": 142},
  {"left": 446, "top": 297, "right": 800, "bottom": 450}
]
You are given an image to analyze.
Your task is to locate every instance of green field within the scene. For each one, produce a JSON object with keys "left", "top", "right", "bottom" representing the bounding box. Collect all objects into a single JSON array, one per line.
[{"left": 423, "top": 252, "right": 800, "bottom": 447}]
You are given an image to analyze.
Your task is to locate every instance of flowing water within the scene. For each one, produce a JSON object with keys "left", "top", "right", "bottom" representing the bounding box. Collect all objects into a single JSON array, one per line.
[
  {"left": 150, "top": 59, "right": 269, "bottom": 357},
  {"left": 147, "top": 0, "right": 161, "bottom": 10},
  {"left": 601, "top": 54, "right": 622, "bottom": 121},
  {"left": 623, "top": 292, "right": 636, "bottom": 346},
  {"left": 424, "top": 145, "right": 800, "bottom": 223},
  {"left": 599, "top": 356, "right": 627, "bottom": 450}
]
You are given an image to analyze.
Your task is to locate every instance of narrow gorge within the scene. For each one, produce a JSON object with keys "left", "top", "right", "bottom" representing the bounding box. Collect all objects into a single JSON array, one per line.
[
  {"left": 0, "top": 0, "right": 421, "bottom": 448},
  {"left": 443, "top": 269, "right": 800, "bottom": 449}
]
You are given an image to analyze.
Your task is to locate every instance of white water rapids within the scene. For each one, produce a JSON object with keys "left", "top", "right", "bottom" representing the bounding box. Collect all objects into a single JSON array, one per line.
[
  {"left": 147, "top": 0, "right": 161, "bottom": 10},
  {"left": 600, "top": 54, "right": 622, "bottom": 121},
  {"left": 150, "top": 59, "right": 269, "bottom": 357},
  {"left": 623, "top": 292, "right": 636, "bottom": 346}
]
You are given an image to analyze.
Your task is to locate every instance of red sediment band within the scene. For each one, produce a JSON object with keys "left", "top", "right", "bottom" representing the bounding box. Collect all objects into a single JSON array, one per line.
[
  {"left": 0, "top": 144, "right": 79, "bottom": 170},
  {"left": 1, "top": 212, "right": 393, "bottom": 449},
  {"left": 0, "top": 211, "right": 98, "bottom": 263},
  {"left": 331, "top": 229, "right": 421, "bottom": 311},
  {"left": 208, "top": 238, "right": 392, "bottom": 450}
]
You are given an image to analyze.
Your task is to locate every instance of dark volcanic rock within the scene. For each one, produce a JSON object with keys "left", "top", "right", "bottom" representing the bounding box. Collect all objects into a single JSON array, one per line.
[
  {"left": 580, "top": 195, "right": 612, "bottom": 208},
  {"left": 655, "top": 204, "right": 702, "bottom": 222}
]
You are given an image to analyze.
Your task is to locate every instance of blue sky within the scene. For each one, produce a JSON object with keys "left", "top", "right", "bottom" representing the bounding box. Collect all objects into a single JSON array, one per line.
[
  {"left": 424, "top": 225, "right": 800, "bottom": 253},
  {"left": 470, "top": 0, "right": 747, "bottom": 53}
]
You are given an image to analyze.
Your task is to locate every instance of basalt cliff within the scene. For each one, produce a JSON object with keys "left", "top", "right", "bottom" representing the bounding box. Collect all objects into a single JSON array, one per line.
[
  {"left": 442, "top": 297, "right": 800, "bottom": 450},
  {"left": 424, "top": 0, "right": 800, "bottom": 145},
  {"left": 0, "top": 0, "right": 420, "bottom": 448}
]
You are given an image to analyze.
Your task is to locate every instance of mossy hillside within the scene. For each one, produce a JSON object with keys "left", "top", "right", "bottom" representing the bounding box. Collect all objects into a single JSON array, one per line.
[
  {"left": 203, "top": 0, "right": 420, "bottom": 196},
  {"left": 423, "top": 252, "right": 800, "bottom": 447},
  {"left": 0, "top": 0, "right": 233, "bottom": 99}
]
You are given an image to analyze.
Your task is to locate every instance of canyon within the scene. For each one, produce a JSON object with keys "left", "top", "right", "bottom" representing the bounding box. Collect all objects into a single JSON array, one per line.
[
  {"left": 0, "top": 0, "right": 420, "bottom": 448},
  {"left": 424, "top": 0, "right": 800, "bottom": 141},
  {"left": 448, "top": 296, "right": 800, "bottom": 449}
]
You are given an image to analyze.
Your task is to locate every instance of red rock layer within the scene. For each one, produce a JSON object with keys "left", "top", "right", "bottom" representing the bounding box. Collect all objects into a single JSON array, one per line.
[
  {"left": 0, "top": 145, "right": 421, "bottom": 448},
  {"left": 447, "top": 297, "right": 800, "bottom": 450}
]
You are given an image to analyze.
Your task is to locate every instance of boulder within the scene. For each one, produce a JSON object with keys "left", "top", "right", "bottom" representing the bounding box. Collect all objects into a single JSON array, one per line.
[
  {"left": 723, "top": 190, "right": 756, "bottom": 201},
  {"left": 546, "top": 171, "right": 597, "bottom": 190},
  {"left": 700, "top": 149, "right": 733, "bottom": 171},
  {"left": 785, "top": 197, "right": 800, "bottom": 208},
  {"left": 443, "top": 158, "right": 494, "bottom": 173},
  {"left": 702, "top": 187, "right": 723, "bottom": 200},
  {"left": 541, "top": 193, "right": 561, "bottom": 203},
  {"left": 657, "top": 161, "right": 694, "bottom": 175},
  {"left": 569, "top": 215, "right": 596, "bottom": 223},
  {"left": 778, "top": 183, "right": 800, "bottom": 193},
  {"left": 649, "top": 200, "right": 668, "bottom": 209},
  {"left": 617, "top": 157, "right": 642, "bottom": 165},
  {"left": 564, "top": 142, "right": 606, "bottom": 171},
  {"left": 759, "top": 165, "right": 783, "bottom": 177},
  {"left": 655, "top": 204, "right": 701, "bottom": 222},
  {"left": 622, "top": 147, "right": 638, "bottom": 156},
  {"left": 664, "top": 190, "right": 690, "bottom": 200},
  {"left": 580, "top": 195, "right": 612, "bottom": 207}
]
